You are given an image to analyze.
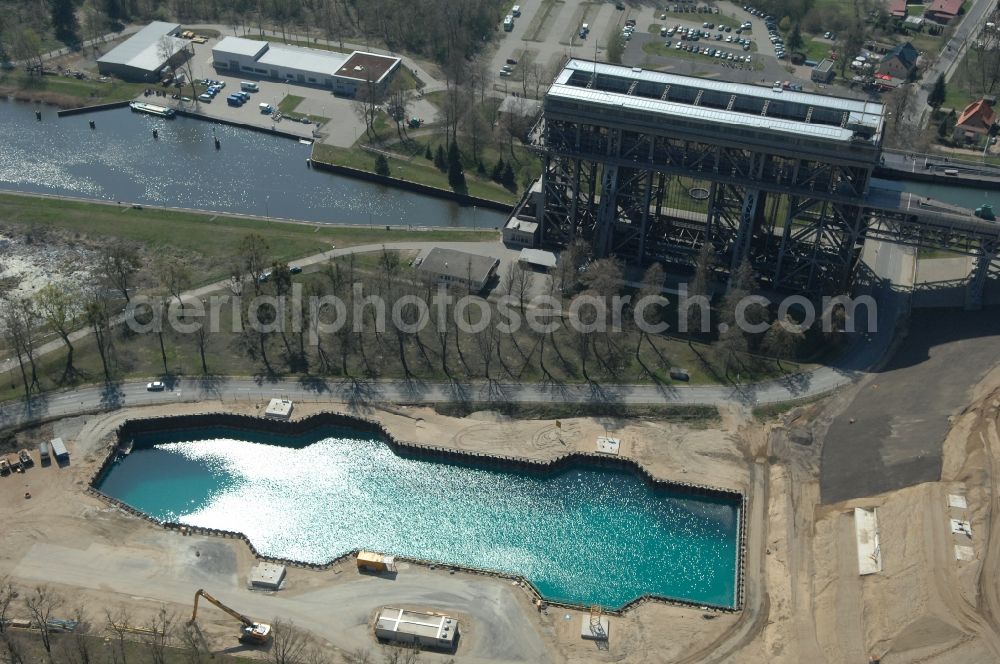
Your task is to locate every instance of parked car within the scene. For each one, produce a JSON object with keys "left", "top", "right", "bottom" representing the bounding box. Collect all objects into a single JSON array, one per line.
[
  {"left": 506, "top": 58, "right": 518, "bottom": 65},
  {"left": 147, "top": 381, "right": 165, "bottom": 391},
  {"left": 198, "top": 92, "right": 213, "bottom": 102}
]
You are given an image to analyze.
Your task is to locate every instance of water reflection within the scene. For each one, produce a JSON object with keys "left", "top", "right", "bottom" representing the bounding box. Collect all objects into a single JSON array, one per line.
[{"left": 0, "top": 100, "right": 506, "bottom": 228}]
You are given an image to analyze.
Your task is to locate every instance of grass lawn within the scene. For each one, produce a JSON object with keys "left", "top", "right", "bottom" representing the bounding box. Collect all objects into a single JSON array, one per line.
[
  {"left": 801, "top": 38, "right": 832, "bottom": 62},
  {"left": 277, "top": 94, "right": 304, "bottom": 113},
  {"left": 0, "top": 70, "right": 148, "bottom": 107},
  {"left": 0, "top": 193, "right": 494, "bottom": 286},
  {"left": 312, "top": 141, "right": 526, "bottom": 205},
  {"left": 275, "top": 94, "right": 328, "bottom": 124}
]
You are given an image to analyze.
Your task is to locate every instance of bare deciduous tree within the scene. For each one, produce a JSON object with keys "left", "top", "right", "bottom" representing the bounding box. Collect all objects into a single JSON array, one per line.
[
  {"left": 1, "top": 295, "right": 41, "bottom": 397},
  {"left": 24, "top": 585, "right": 63, "bottom": 659},
  {"left": 269, "top": 619, "right": 309, "bottom": 664},
  {"left": 0, "top": 577, "right": 16, "bottom": 633},
  {"left": 62, "top": 605, "right": 94, "bottom": 664},
  {"left": 34, "top": 283, "right": 81, "bottom": 381},
  {"left": 142, "top": 606, "right": 176, "bottom": 664},
  {"left": 105, "top": 605, "right": 131, "bottom": 664},
  {"left": 99, "top": 242, "right": 141, "bottom": 304},
  {"left": 85, "top": 289, "right": 115, "bottom": 383}
]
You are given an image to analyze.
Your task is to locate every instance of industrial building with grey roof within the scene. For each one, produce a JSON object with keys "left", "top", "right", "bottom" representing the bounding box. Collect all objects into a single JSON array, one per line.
[
  {"left": 212, "top": 36, "right": 400, "bottom": 97},
  {"left": 548, "top": 60, "right": 885, "bottom": 149},
  {"left": 97, "top": 22, "right": 191, "bottom": 82}
]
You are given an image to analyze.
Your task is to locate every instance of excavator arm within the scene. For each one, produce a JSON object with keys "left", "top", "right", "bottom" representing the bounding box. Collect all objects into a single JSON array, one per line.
[
  {"left": 192, "top": 589, "right": 253, "bottom": 627},
  {"left": 190, "top": 588, "right": 271, "bottom": 644}
]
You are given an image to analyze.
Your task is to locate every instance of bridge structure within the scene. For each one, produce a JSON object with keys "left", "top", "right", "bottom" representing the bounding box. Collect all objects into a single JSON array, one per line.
[{"left": 529, "top": 60, "right": 1000, "bottom": 307}]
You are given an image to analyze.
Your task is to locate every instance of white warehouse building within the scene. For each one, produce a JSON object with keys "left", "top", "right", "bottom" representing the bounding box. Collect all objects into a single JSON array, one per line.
[
  {"left": 212, "top": 37, "right": 400, "bottom": 97},
  {"left": 97, "top": 21, "right": 191, "bottom": 81}
]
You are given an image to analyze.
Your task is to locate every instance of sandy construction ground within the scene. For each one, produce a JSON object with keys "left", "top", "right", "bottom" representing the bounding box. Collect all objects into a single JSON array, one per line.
[
  {"left": 0, "top": 401, "right": 755, "bottom": 663},
  {"left": 4, "top": 355, "right": 1000, "bottom": 663}
]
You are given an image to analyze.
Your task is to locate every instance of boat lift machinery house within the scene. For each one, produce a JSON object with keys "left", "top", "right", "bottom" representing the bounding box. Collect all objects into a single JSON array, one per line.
[
  {"left": 190, "top": 589, "right": 272, "bottom": 645},
  {"left": 531, "top": 60, "right": 1000, "bottom": 305}
]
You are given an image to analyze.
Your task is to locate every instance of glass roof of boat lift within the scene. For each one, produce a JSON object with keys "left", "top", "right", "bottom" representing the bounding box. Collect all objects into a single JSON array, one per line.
[{"left": 552, "top": 59, "right": 885, "bottom": 143}]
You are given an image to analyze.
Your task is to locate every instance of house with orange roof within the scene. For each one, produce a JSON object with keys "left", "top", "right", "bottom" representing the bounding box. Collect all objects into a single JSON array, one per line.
[{"left": 953, "top": 98, "right": 997, "bottom": 143}]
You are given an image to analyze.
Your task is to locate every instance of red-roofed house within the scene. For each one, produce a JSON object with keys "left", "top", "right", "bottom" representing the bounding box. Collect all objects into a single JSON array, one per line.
[
  {"left": 953, "top": 98, "right": 997, "bottom": 143},
  {"left": 925, "top": 0, "right": 964, "bottom": 23},
  {"left": 888, "top": 0, "right": 907, "bottom": 19}
]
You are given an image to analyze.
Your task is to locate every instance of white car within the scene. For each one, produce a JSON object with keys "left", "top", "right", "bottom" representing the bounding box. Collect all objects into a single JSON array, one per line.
[{"left": 146, "top": 381, "right": 165, "bottom": 391}]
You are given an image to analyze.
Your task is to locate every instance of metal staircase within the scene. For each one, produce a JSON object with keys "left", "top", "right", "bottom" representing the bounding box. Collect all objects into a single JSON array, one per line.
[{"left": 589, "top": 605, "right": 607, "bottom": 639}]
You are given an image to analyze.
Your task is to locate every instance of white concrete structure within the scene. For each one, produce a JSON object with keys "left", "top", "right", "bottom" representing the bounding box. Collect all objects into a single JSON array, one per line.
[
  {"left": 249, "top": 562, "right": 286, "bottom": 590},
  {"left": 948, "top": 494, "right": 968, "bottom": 509},
  {"left": 264, "top": 399, "right": 294, "bottom": 420},
  {"left": 374, "top": 607, "right": 458, "bottom": 650},
  {"left": 98, "top": 22, "right": 190, "bottom": 81},
  {"left": 212, "top": 37, "right": 400, "bottom": 97},
  {"left": 517, "top": 248, "right": 556, "bottom": 269},
  {"left": 595, "top": 436, "right": 620, "bottom": 455},
  {"left": 503, "top": 219, "right": 539, "bottom": 247},
  {"left": 854, "top": 507, "right": 882, "bottom": 575}
]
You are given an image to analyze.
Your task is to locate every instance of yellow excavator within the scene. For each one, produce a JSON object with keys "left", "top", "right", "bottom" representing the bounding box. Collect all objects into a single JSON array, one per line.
[{"left": 190, "top": 589, "right": 272, "bottom": 645}]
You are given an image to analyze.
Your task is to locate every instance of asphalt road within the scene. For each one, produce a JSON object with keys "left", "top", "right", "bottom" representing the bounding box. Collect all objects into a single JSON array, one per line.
[
  {"left": 820, "top": 307, "right": 1000, "bottom": 504},
  {"left": 0, "top": 274, "right": 902, "bottom": 431}
]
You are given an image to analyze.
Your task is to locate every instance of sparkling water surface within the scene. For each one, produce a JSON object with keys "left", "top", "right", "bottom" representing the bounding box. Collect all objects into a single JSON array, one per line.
[
  {"left": 0, "top": 100, "right": 504, "bottom": 228},
  {"left": 98, "top": 425, "right": 740, "bottom": 609}
]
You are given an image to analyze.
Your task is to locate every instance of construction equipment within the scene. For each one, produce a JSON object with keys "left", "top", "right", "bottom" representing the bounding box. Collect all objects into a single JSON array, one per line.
[{"left": 190, "top": 589, "right": 271, "bottom": 645}]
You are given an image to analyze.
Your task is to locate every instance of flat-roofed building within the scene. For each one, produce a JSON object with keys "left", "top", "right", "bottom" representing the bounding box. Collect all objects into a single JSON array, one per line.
[
  {"left": 503, "top": 218, "right": 539, "bottom": 246},
  {"left": 374, "top": 607, "right": 458, "bottom": 651},
  {"left": 98, "top": 22, "right": 191, "bottom": 81},
  {"left": 333, "top": 51, "right": 403, "bottom": 97},
  {"left": 212, "top": 38, "right": 400, "bottom": 97},
  {"left": 518, "top": 248, "right": 557, "bottom": 270},
  {"left": 417, "top": 248, "right": 500, "bottom": 292},
  {"left": 211, "top": 36, "right": 270, "bottom": 73},
  {"left": 811, "top": 58, "right": 835, "bottom": 84}
]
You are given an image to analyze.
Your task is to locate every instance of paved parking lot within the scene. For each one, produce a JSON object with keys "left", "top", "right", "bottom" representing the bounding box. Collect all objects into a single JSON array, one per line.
[
  {"left": 491, "top": 0, "right": 818, "bottom": 93},
  {"left": 155, "top": 37, "right": 369, "bottom": 145}
]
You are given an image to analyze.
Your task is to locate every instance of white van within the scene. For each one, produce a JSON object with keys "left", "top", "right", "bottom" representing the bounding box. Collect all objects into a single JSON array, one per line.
[{"left": 240, "top": 81, "right": 259, "bottom": 92}]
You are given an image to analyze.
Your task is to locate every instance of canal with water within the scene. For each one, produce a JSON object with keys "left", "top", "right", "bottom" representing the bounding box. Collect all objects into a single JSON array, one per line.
[
  {"left": 96, "top": 425, "right": 742, "bottom": 609},
  {"left": 0, "top": 100, "right": 507, "bottom": 228},
  {"left": 1, "top": 99, "right": 991, "bottom": 231}
]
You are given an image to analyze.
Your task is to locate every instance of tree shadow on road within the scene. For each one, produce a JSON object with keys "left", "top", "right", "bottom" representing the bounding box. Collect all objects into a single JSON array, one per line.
[{"left": 99, "top": 381, "right": 125, "bottom": 412}]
